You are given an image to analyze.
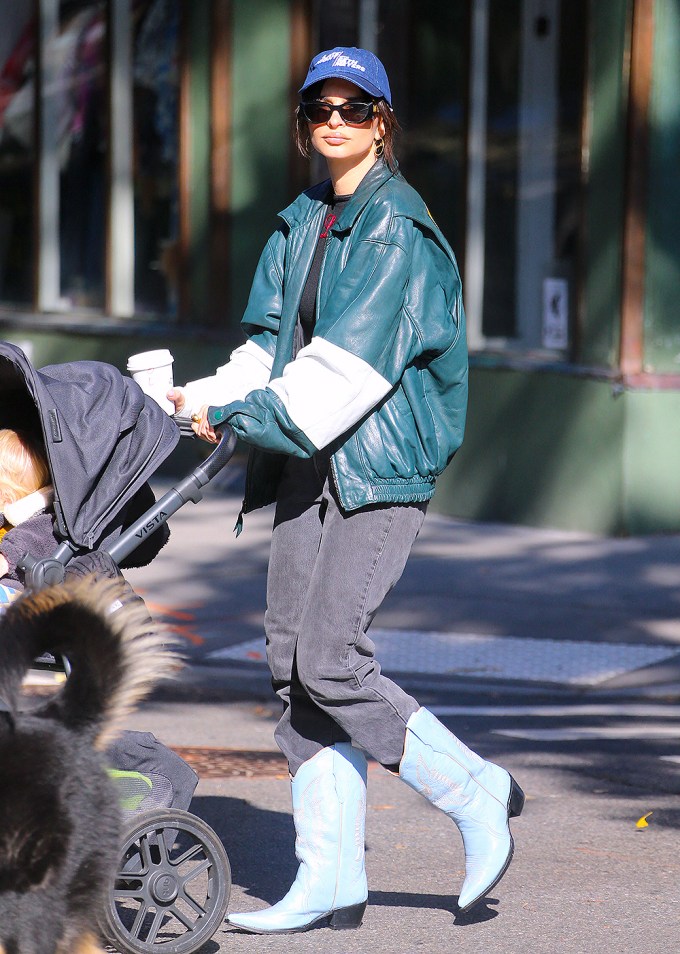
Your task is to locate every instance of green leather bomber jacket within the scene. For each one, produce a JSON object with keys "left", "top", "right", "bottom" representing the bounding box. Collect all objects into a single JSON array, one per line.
[{"left": 210, "top": 160, "right": 468, "bottom": 516}]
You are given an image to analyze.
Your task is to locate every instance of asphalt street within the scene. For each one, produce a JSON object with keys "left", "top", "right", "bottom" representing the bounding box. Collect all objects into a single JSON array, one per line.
[{"left": 104, "top": 462, "right": 680, "bottom": 954}]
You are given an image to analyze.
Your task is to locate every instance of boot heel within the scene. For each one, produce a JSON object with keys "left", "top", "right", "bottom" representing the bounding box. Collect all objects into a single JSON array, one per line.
[
  {"left": 329, "top": 901, "right": 366, "bottom": 930},
  {"left": 508, "top": 777, "right": 525, "bottom": 818}
]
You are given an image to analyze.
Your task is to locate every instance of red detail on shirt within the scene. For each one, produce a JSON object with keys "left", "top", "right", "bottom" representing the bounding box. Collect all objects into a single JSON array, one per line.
[{"left": 320, "top": 213, "right": 337, "bottom": 238}]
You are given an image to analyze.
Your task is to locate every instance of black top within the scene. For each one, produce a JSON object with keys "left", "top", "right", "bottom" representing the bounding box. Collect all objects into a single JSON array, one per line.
[{"left": 298, "top": 191, "right": 352, "bottom": 347}]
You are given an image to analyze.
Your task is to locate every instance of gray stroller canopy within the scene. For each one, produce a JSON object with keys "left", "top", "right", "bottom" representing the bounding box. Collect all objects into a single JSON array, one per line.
[{"left": 0, "top": 341, "right": 180, "bottom": 550}]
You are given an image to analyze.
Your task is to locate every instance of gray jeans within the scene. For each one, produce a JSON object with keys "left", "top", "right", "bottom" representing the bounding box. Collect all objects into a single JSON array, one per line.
[{"left": 265, "top": 454, "right": 425, "bottom": 775}]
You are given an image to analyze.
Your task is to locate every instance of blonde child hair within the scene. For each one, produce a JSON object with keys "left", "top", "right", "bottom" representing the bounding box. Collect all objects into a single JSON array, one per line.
[{"left": 0, "top": 429, "right": 50, "bottom": 509}]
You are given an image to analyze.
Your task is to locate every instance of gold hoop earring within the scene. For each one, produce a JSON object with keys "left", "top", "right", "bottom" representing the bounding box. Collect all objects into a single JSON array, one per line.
[{"left": 374, "top": 137, "right": 385, "bottom": 159}]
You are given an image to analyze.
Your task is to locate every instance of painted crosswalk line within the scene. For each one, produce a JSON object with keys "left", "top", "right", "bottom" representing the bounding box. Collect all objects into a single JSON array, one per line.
[
  {"left": 207, "top": 629, "right": 679, "bottom": 687},
  {"left": 432, "top": 703, "right": 680, "bottom": 748},
  {"left": 493, "top": 725, "right": 680, "bottom": 741},
  {"left": 429, "top": 704, "right": 680, "bottom": 718}
]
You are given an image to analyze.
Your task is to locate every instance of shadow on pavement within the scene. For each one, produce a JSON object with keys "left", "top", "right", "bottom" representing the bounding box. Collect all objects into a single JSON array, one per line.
[
  {"left": 191, "top": 794, "right": 297, "bottom": 904},
  {"left": 368, "top": 887, "right": 462, "bottom": 917},
  {"left": 189, "top": 796, "right": 501, "bottom": 924}
]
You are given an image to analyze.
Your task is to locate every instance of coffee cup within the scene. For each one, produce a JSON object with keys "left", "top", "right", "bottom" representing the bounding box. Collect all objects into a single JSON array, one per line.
[{"left": 126, "top": 349, "right": 175, "bottom": 414}]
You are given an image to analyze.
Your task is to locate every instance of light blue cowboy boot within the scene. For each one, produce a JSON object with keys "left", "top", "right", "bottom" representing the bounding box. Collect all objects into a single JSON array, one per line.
[
  {"left": 399, "top": 707, "right": 524, "bottom": 913},
  {"left": 227, "top": 742, "right": 368, "bottom": 934}
]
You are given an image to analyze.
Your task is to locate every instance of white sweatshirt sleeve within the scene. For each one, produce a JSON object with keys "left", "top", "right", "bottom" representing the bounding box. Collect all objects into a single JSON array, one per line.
[{"left": 180, "top": 339, "right": 274, "bottom": 416}]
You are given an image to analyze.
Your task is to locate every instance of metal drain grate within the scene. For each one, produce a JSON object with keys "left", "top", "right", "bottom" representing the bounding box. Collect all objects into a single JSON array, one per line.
[{"left": 172, "top": 746, "right": 288, "bottom": 779}]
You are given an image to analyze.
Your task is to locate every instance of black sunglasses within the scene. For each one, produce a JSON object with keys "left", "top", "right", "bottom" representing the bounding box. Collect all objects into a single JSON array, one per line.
[{"left": 300, "top": 99, "right": 376, "bottom": 125}]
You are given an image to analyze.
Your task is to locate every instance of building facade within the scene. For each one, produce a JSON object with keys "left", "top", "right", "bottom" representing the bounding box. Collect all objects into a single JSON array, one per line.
[{"left": 0, "top": 0, "right": 678, "bottom": 533}]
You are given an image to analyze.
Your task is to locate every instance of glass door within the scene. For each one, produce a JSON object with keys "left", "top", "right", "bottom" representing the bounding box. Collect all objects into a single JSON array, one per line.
[
  {"left": 40, "top": 0, "right": 108, "bottom": 312},
  {"left": 0, "top": 6, "right": 36, "bottom": 305},
  {"left": 467, "top": 0, "right": 586, "bottom": 353}
]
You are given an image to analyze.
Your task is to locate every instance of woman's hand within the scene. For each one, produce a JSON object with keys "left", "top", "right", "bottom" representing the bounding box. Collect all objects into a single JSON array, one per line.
[
  {"left": 167, "top": 388, "right": 219, "bottom": 442},
  {"left": 167, "top": 387, "right": 186, "bottom": 414},
  {"left": 190, "top": 405, "right": 220, "bottom": 444}
]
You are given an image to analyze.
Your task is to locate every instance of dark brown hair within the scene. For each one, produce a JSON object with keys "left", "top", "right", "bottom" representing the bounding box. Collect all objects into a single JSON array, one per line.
[{"left": 294, "top": 91, "right": 401, "bottom": 173}]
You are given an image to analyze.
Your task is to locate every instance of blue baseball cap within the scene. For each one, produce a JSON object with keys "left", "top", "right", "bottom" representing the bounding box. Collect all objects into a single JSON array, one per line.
[{"left": 300, "top": 47, "right": 392, "bottom": 106}]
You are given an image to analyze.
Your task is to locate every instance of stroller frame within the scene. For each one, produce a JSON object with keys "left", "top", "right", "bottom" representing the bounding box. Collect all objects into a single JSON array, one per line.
[
  {"left": 20, "top": 421, "right": 237, "bottom": 590},
  {"left": 0, "top": 343, "right": 237, "bottom": 954}
]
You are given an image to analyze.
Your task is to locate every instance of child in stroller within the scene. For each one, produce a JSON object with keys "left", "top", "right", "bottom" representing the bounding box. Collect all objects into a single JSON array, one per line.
[
  {"left": 0, "top": 425, "right": 171, "bottom": 590},
  {"left": 0, "top": 427, "right": 54, "bottom": 598},
  {"left": 0, "top": 341, "right": 235, "bottom": 953},
  {"left": 0, "top": 424, "right": 197, "bottom": 809}
]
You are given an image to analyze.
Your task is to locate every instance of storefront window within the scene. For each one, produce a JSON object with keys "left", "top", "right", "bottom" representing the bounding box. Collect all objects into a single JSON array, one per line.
[
  {"left": 0, "top": 0, "right": 181, "bottom": 320},
  {"left": 132, "top": 0, "right": 180, "bottom": 318},
  {"left": 0, "top": 8, "right": 37, "bottom": 305},
  {"left": 477, "top": 0, "right": 586, "bottom": 350},
  {"left": 315, "top": 0, "right": 468, "bottom": 258},
  {"left": 379, "top": 0, "right": 468, "bottom": 258},
  {"left": 318, "top": 0, "right": 360, "bottom": 50},
  {"left": 482, "top": 0, "right": 520, "bottom": 338},
  {"left": 56, "top": 0, "right": 107, "bottom": 309},
  {"left": 317, "top": 0, "right": 586, "bottom": 354}
]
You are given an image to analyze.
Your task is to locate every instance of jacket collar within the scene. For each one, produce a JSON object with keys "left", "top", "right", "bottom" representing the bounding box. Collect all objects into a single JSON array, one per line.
[
  {"left": 332, "top": 160, "right": 398, "bottom": 232},
  {"left": 279, "top": 160, "right": 397, "bottom": 230},
  {"left": 3, "top": 485, "right": 54, "bottom": 528}
]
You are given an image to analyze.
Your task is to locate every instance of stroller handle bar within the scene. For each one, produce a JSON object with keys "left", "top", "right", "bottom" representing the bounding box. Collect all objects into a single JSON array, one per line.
[
  {"left": 20, "top": 423, "right": 238, "bottom": 589},
  {"left": 105, "top": 421, "right": 238, "bottom": 564}
]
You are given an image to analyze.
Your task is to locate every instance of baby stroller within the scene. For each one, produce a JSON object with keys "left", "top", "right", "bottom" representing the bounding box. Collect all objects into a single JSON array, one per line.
[{"left": 0, "top": 341, "right": 235, "bottom": 954}]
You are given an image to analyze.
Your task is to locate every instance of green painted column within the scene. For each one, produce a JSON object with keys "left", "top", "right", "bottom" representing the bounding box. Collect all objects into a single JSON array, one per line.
[
  {"left": 643, "top": 0, "right": 680, "bottom": 372},
  {"left": 230, "top": 0, "right": 292, "bottom": 321},
  {"left": 581, "top": 0, "right": 630, "bottom": 368},
  {"left": 187, "top": 2, "right": 212, "bottom": 323}
]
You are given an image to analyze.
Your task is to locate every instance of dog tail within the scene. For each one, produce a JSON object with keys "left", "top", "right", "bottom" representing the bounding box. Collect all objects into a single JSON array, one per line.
[{"left": 0, "top": 575, "right": 180, "bottom": 748}]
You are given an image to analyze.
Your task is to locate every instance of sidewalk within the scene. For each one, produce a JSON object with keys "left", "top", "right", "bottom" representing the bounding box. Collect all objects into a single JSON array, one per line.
[
  {"left": 120, "top": 696, "right": 680, "bottom": 954},
  {"left": 127, "top": 477, "right": 680, "bottom": 701},
  {"left": 115, "top": 481, "right": 680, "bottom": 954}
]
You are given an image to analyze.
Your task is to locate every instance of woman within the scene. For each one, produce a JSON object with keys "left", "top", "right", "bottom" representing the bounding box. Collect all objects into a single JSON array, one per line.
[{"left": 170, "top": 46, "right": 524, "bottom": 933}]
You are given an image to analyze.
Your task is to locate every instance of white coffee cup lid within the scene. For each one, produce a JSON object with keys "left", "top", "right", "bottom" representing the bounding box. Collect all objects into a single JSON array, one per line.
[{"left": 127, "top": 349, "right": 174, "bottom": 372}]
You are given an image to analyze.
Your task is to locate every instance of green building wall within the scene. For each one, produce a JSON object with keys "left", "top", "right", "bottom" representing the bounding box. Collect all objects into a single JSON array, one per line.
[
  {"left": 433, "top": 0, "right": 680, "bottom": 536},
  {"left": 4, "top": 1, "right": 680, "bottom": 538},
  {"left": 436, "top": 369, "right": 680, "bottom": 536}
]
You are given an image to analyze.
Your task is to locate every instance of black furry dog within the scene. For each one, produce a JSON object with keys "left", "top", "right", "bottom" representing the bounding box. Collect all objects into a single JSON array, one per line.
[{"left": 0, "top": 576, "right": 178, "bottom": 954}]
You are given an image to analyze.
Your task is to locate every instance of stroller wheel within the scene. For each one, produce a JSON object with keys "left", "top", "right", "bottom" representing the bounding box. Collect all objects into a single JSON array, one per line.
[{"left": 100, "top": 808, "right": 231, "bottom": 954}]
